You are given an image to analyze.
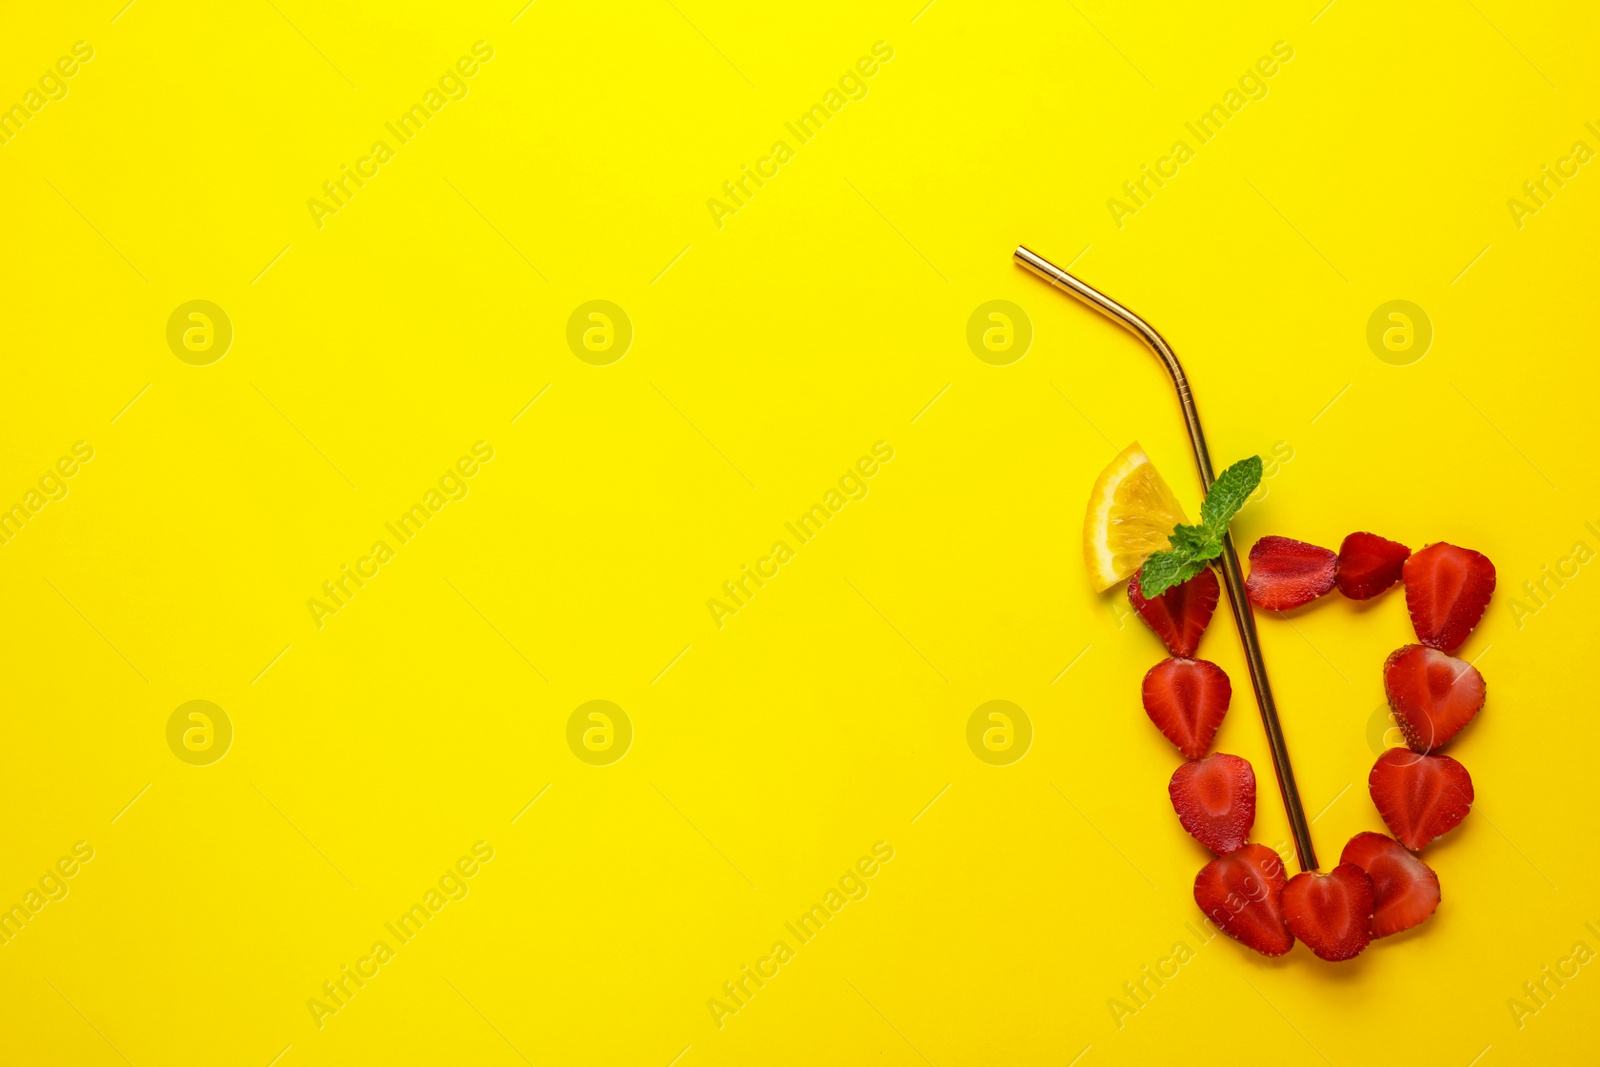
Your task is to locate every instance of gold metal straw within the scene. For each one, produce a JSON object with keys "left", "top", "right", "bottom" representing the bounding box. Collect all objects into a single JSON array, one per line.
[{"left": 1015, "top": 244, "right": 1318, "bottom": 873}]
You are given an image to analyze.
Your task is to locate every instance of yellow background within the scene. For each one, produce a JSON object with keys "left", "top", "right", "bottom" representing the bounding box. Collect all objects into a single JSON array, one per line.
[{"left": 2, "top": 0, "right": 1597, "bottom": 1063}]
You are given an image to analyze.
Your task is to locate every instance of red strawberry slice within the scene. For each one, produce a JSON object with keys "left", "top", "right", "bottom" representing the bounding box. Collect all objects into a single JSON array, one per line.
[
  {"left": 1193, "top": 843, "right": 1294, "bottom": 957},
  {"left": 1384, "top": 644, "right": 1486, "bottom": 752},
  {"left": 1340, "top": 831, "right": 1441, "bottom": 937},
  {"left": 1169, "top": 753, "right": 1255, "bottom": 855},
  {"left": 1129, "top": 566, "right": 1220, "bottom": 657},
  {"left": 1336, "top": 532, "right": 1410, "bottom": 600},
  {"left": 1404, "top": 542, "right": 1496, "bottom": 652},
  {"left": 1282, "top": 864, "right": 1375, "bottom": 961},
  {"left": 1141, "top": 658, "right": 1232, "bottom": 760},
  {"left": 1369, "top": 749, "right": 1474, "bottom": 850},
  {"left": 1245, "top": 536, "right": 1338, "bottom": 611}
]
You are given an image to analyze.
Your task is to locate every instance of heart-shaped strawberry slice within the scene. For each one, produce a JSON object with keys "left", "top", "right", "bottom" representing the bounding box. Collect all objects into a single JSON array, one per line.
[
  {"left": 1369, "top": 749, "right": 1474, "bottom": 850},
  {"left": 1169, "top": 753, "right": 1255, "bottom": 855},
  {"left": 1340, "top": 831, "right": 1441, "bottom": 937},
  {"left": 1245, "top": 535, "right": 1338, "bottom": 611},
  {"left": 1193, "top": 843, "right": 1293, "bottom": 956},
  {"left": 1141, "top": 658, "right": 1231, "bottom": 760},
  {"left": 1384, "top": 644, "right": 1486, "bottom": 752},
  {"left": 1404, "top": 542, "right": 1496, "bottom": 652},
  {"left": 1335, "top": 531, "right": 1410, "bottom": 600},
  {"left": 1283, "top": 864, "right": 1375, "bottom": 961},
  {"left": 1129, "top": 566, "right": 1220, "bottom": 657}
]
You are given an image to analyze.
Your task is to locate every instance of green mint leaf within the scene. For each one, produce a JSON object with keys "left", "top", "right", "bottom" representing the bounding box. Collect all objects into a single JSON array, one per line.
[
  {"left": 1136, "top": 455, "right": 1263, "bottom": 599},
  {"left": 1167, "top": 522, "right": 1214, "bottom": 556},
  {"left": 1137, "top": 550, "right": 1211, "bottom": 599},
  {"left": 1200, "top": 455, "right": 1263, "bottom": 531}
]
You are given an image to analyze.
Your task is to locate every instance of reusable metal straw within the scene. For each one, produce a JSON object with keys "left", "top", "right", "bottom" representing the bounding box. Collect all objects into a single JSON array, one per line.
[{"left": 1015, "top": 244, "right": 1318, "bottom": 872}]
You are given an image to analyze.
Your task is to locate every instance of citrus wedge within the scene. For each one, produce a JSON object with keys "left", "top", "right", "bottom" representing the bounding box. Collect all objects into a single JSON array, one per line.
[{"left": 1084, "top": 442, "right": 1189, "bottom": 591}]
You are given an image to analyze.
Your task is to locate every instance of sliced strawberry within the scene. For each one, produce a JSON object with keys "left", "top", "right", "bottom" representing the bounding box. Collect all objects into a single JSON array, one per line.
[
  {"left": 1141, "top": 658, "right": 1232, "bottom": 760},
  {"left": 1169, "top": 753, "right": 1255, "bottom": 855},
  {"left": 1404, "top": 542, "right": 1496, "bottom": 652},
  {"left": 1193, "top": 843, "right": 1294, "bottom": 957},
  {"left": 1336, "top": 532, "right": 1410, "bottom": 600},
  {"left": 1245, "top": 536, "right": 1338, "bottom": 611},
  {"left": 1283, "top": 864, "right": 1374, "bottom": 961},
  {"left": 1340, "top": 831, "right": 1441, "bottom": 937},
  {"left": 1369, "top": 749, "right": 1474, "bottom": 850},
  {"left": 1384, "top": 644, "right": 1486, "bottom": 752},
  {"left": 1129, "top": 566, "right": 1220, "bottom": 657}
]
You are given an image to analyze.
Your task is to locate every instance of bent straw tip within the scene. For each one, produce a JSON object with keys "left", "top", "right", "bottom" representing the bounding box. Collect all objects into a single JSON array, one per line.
[{"left": 1012, "top": 244, "right": 1063, "bottom": 283}]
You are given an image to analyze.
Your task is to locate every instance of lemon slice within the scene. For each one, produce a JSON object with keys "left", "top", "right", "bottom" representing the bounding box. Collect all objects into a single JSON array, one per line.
[{"left": 1083, "top": 442, "right": 1189, "bottom": 591}]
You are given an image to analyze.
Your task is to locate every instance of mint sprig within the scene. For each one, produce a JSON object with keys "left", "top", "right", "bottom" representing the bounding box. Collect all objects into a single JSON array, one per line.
[{"left": 1137, "top": 455, "right": 1263, "bottom": 598}]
